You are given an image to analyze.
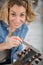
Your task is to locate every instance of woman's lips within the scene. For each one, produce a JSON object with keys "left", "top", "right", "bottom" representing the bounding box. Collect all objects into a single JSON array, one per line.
[{"left": 14, "top": 24, "right": 19, "bottom": 26}]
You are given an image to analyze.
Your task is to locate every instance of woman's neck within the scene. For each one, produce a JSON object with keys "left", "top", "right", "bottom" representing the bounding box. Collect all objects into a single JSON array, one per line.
[{"left": 8, "top": 25, "right": 16, "bottom": 36}]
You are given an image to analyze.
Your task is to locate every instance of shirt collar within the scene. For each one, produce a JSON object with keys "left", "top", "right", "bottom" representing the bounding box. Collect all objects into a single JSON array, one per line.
[{"left": 5, "top": 22, "right": 26, "bottom": 33}]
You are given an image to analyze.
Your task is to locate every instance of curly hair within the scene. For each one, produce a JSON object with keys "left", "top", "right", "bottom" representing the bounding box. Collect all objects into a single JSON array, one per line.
[{"left": 0, "top": 0, "right": 35, "bottom": 24}]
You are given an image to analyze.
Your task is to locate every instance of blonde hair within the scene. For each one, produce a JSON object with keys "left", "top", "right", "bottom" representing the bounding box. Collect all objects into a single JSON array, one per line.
[{"left": 0, "top": 0, "right": 35, "bottom": 24}]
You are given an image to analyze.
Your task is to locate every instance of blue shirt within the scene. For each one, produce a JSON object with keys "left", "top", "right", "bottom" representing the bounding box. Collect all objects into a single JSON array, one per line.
[{"left": 0, "top": 20, "right": 28, "bottom": 62}]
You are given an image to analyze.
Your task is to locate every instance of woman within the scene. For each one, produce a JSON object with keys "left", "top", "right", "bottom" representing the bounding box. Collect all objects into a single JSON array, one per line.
[{"left": 0, "top": 0, "right": 35, "bottom": 64}]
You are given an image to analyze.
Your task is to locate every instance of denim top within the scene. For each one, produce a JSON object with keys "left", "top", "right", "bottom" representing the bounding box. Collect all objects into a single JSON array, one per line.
[{"left": 0, "top": 20, "right": 28, "bottom": 62}]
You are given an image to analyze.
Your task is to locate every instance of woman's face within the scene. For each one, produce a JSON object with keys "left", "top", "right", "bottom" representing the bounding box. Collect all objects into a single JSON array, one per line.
[{"left": 9, "top": 4, "right": 26, "bottom": 29}]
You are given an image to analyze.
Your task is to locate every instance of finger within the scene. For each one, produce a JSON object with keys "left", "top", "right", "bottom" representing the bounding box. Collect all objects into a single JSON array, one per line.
[
  {"left": 16, "top": 36, "right": 23, "bottom": 43},
  {"left": 12, "top": 36, "right": 23, "bottom": 43},
  {"left": 13, "top": 40, "right": 21, "bottom": 45}
]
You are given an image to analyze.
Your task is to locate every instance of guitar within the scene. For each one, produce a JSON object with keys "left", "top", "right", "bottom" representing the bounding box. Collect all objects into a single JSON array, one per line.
[{"left": 13, "top": 41, "right": 42, "bottom": 65}]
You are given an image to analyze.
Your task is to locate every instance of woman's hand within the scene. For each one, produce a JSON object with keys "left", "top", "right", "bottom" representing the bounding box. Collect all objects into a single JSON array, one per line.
[{"left": 6, "top": 36, "right": 23, "bottom": 49}]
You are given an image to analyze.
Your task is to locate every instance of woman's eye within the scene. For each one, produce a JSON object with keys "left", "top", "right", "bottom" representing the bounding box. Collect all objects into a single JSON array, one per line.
[
  {"left": 11, "top": 13, "right": 16, "bottom": 16},
  {"left": 20, "top": 14, "right": 24, "bottom": 16}
]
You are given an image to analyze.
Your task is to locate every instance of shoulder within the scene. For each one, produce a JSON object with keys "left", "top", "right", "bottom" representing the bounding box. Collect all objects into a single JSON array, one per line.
[
  {"left": 19, "top": 23, "right": 28, "bottom": 32},
  {"left": 0, "top": 20, "right": 8, "bottom": 43},
  {"left": 22, "top": 23, "right": 28, "bottom": 33},
  {"left": 22, "top": 23, "right": 28, "bottom": 30},
  {"left": 0, "top": 20, "right": 8, "bottom": 32},
  {"left": 0, "top": 20, "right": 4, "bottom": 34},
  {"left": 0, "top": 20, "right": 8, "bottom": 37},
  {"left": 19, "top": 23, "right": 28, "bottom": 39},
  {"left": 0, "top": 20, "right": 8, "bottom": 28}
]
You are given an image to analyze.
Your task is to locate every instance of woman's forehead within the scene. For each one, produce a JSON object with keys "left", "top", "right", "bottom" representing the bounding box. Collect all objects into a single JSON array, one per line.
[{"left": 9, "top": 4, "right": 26, "bottom": 13}]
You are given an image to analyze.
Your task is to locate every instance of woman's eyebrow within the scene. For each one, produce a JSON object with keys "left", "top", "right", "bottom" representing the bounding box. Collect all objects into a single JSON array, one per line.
[
  {"left": 11, "top": 10, "right": 25, "bottom": 13},
  {"left": 20, "top": 12, "right": 25, "bottom": 14},
  {"left": 11, "top": 10, "right": 16, "bottom": 13}
]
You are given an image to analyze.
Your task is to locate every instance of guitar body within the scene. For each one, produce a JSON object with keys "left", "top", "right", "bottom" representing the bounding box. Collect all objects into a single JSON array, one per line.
[
  {"left": 13, "top": 44, "right": 42, "bottom": 65},
  {"left": 4, "top": 41, "right": 42, "bottom": 65}
]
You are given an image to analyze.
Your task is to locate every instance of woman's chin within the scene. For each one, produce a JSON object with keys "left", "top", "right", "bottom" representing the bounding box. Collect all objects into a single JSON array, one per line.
[{"left": 14, "top": 26, "right": 19, "bottom": 29}]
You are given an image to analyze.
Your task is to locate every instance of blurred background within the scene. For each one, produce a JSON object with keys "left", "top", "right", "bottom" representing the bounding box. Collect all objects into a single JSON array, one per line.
[{"left": 0, "top": 0, "right": 43, "bottom": 65}]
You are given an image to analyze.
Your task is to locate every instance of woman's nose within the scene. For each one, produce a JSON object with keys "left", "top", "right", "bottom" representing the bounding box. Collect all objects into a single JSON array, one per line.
[{"left": 16, "top": 16, "right": 20, "bottom": 22}]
